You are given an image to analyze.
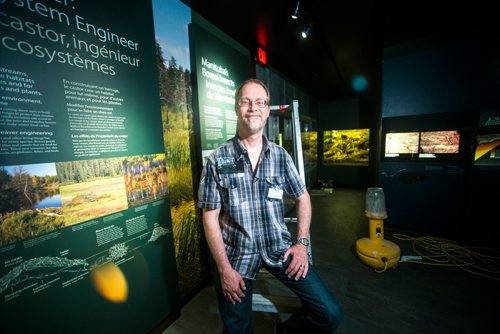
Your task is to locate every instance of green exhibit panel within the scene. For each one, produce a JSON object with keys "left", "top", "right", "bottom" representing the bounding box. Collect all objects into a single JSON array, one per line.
[
  {"left": 0, "top": 1, "right": 180, "bottom": 332},
  {"left": 188, "top": 22, "right": 250, "bottom": 160}
]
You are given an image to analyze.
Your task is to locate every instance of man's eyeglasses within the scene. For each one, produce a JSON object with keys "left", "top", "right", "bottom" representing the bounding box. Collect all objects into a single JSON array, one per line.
[{"left": 238, "top": 99, "right": 268, "bottom": 108}]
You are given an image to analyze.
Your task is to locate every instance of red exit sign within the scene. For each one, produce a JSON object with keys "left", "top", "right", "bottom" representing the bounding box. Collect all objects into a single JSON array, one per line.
[{"left": 257, "top": 47, "right": 267, "bottom": 65}]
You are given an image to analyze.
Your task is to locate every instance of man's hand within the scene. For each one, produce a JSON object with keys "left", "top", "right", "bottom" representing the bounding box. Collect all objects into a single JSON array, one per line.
[
  {"left": 220, "top": 267, "right": 246, "bottom": 304},
  {"left": 283, "top": 243, "right": 309, "bottom": 280}
]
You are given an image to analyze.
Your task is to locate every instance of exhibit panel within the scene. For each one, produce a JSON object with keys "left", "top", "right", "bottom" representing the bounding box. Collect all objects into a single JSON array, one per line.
[
  {"left": 465, "top": 109, "right": 500, "bottom": 246},
  {"left": 378, "top": 112, "right": 474, "bottom": 234},
  {"left": 188, "top": 21, "right": 250, "bottom": 163},
  {"left": 152, "top": 0, "right": 211, "bottom": 301},
  {"left": 474, "top": 109, "right": 500, "bottom": 167},
  {"left": 0, "top": 0, "right": 180, "bottom": 332}
]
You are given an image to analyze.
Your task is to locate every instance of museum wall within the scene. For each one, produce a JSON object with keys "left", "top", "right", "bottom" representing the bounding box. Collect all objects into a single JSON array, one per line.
[{"left": 379, "top": 33, "right": 500, "bottom": 246}]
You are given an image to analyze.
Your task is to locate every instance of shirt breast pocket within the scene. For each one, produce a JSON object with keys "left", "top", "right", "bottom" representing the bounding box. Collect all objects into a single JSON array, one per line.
[
  {"left": 265, "top": 176, "right": 285, "bottom": 202},
  {"left": 218, "top": 175, "right": 242, "bottom": 206}
]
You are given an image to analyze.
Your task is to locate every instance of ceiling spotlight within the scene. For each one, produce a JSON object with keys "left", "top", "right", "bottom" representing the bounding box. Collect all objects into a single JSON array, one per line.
[
  {"left": 291, "top": 0, "right": 300, "bottom": 19},
  {"left": 301, "top": 24, "right": 311, "bottom": 38}
]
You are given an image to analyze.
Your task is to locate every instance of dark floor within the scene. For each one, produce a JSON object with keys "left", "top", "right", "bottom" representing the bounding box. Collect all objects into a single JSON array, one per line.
[{"left": 163, "top": 188, "right": 500, "bottom": 334}]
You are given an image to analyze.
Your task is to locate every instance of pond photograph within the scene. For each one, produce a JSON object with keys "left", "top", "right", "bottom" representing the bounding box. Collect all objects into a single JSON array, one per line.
[{"left": 0, "top": 162, "right": 64, "bottom": 246}]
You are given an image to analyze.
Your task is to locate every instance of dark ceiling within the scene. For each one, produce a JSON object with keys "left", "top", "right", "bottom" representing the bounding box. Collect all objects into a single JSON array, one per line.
[{"left": 181, "top": 0, "right": 488, "bottom": 102}]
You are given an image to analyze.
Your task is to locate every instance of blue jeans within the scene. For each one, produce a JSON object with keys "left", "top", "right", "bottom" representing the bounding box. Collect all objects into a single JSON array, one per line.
[{"left": 213, "top": 256, "right": 342, "bottom": 333}]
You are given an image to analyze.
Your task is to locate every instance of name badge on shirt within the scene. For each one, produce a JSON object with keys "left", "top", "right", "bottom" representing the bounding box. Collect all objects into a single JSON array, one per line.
[{"left": 268, "top": 187, "right": 283, "bottom": 200}]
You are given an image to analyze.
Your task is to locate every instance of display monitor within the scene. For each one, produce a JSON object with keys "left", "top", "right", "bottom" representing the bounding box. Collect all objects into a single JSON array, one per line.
[
  {"left": 474, "top": 133, "right": 500, "bottom": 166},
  {"left": 383, "top": 130, "right": 461, "bottom": 160},
  {"left": 384, "top": 132, "right": 419, "bottom": 157},
  {"left": 419, "top": 130, "right": 460, "bottom": 157}
]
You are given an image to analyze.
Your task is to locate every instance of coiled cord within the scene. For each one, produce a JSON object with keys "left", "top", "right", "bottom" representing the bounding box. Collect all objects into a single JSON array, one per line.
[{"left": 393, "top": 234, "right": 500, "bottom": 280}]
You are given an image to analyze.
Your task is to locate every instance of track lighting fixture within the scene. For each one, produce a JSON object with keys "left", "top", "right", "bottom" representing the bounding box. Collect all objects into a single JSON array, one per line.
[
  {"left": 291, "top": 0, "right": 300, "bottom": 19},
  {"left": 301, "top": 24, "right": 311, "bottom": 38}
]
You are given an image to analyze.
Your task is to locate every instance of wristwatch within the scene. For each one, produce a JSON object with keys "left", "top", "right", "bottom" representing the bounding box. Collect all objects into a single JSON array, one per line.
[{"left": 296, "top": 237, "right": 310, "bottom": 247}]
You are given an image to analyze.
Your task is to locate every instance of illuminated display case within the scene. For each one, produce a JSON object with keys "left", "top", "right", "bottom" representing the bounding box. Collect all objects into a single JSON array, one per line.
[
  {"left": 323, "top": 128, "right": 370, "bottom": 166},
  {"left": 265, "top": 107, "right": 318, "bottom": 187},
  {"left": 302, "top": 131, "right": 318, "bottom": 170},
  {"left": 474, "top": 133, "right": 500, "bottom": 166},
  {"left": 383, "top": 130, "right": 461, "bottom": 160}
]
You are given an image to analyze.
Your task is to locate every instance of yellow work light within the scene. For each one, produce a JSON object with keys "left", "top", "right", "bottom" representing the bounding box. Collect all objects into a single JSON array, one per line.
[{"left": 356, "top": 187, "right": 400, "bottom": 271}]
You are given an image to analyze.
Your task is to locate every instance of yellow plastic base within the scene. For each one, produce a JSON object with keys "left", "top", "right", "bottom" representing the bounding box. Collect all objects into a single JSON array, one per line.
[{"left": 356, "top": 238, "right": 400, "bottom": 270}]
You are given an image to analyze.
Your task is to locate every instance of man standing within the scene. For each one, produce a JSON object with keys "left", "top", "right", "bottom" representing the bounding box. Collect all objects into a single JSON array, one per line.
[{"left": 198, "top": 79, "right": 341, "bottom": 333}]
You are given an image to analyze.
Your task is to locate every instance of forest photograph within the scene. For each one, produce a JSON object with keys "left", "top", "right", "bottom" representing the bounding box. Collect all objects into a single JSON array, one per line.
[
  {"left": 123, "top": 154, "right": 168, "bottom": 208},
  {"left": 56, "top": 158, "right": 128, "bottom": 226},
  {"left": 0, "top": 163, "right": 63, "bottom": 246},
  {"left": 157, "top": 44, "right": 207, "bottom": 297},
  {"left": 153, "top": 0, "right": 209, "bottom": 299}
]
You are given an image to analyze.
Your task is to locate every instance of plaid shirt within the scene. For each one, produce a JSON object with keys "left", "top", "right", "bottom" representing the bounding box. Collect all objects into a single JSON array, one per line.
[{"left": 198, "top": 136, "right": 306, "bottom": 279}]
